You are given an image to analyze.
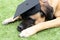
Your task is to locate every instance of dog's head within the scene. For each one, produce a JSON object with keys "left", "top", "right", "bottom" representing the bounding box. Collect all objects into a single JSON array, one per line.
[{"left": 17, "top": 0, "right": 53, "bottom": 32}]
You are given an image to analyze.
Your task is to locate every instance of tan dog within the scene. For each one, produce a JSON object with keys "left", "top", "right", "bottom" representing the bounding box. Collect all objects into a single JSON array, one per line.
[
  {"left": 19, "top": 0, "right": 60, "bottom": 37},
  {"left": 2, "top": 0, "right": 60, "bottom": 37}
]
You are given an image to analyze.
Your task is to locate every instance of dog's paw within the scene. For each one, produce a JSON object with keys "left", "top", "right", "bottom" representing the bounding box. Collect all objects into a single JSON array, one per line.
[
  {"left": 19, "top": 29, "right": 32, "bottom": 37},
  {"left": 2, "top": 17, "right": 14, "bottom": 25},
  {"left": 19, "top": 27, "right": 36, "bottom": 37}
]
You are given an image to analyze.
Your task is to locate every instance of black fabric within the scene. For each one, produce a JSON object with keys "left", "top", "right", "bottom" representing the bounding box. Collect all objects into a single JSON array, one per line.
[
  {"left": 14, "top": 0, "right": 39, "bottom": 18},
  {"left": 20, "top": 4, "right": 41, "bottom": 19}
]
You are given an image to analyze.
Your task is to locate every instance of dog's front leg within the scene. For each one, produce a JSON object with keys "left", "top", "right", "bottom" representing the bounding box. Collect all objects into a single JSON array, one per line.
[
  {"left": 2, "top": 16, "right": 20, "bottom": 25},
  {"left": 19, "top": 17, "right": 60, "bottom": 37}
]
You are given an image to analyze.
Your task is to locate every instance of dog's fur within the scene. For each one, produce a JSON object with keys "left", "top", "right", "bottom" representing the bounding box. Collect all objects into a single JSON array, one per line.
[{"left": 2, "top": 0, "right": 60, "bottom": 37}]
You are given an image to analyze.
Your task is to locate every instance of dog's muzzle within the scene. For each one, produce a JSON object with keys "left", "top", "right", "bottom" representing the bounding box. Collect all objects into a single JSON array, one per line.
[{"left": 17, "top": 18, "right": 35, "bottom": 32}]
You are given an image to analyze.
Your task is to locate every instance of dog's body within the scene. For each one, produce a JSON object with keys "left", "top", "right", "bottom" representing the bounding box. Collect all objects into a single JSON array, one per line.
[{"left": 2, "top": 0, "right": 60, "bottom": 37}]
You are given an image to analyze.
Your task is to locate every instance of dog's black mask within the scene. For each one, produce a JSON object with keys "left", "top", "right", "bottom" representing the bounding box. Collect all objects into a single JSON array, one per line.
[{"left": 17, "top": 18, "right": 35, "bottom": 32}]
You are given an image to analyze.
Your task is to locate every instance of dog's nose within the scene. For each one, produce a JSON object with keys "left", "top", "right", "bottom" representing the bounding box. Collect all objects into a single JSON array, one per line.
[{"left": 17, "top": 25, "right": 24, "bottom": 32}]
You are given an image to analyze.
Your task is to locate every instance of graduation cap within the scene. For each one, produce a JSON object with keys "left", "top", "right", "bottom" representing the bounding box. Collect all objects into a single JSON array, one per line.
[{"left": 14, "top": 0, "right": 40, "bottom": 18}]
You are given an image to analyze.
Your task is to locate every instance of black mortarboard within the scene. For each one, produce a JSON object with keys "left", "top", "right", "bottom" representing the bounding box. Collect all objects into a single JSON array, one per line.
[{"left": 14, "top": 0, "right": 40, "bottom": 18}]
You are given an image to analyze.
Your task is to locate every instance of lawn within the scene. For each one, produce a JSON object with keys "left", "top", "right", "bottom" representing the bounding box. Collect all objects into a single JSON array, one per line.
[{"left": 0, "top": 0, "right": 60, "bottom": 40}]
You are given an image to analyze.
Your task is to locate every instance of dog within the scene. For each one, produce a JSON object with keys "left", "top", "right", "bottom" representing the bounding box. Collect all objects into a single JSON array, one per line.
[
  {"left": 2, "top": 0, "right": 53, "bottom": 31},
  {"left": 2, "top": 0, "right": 60, "bottom": 37}
]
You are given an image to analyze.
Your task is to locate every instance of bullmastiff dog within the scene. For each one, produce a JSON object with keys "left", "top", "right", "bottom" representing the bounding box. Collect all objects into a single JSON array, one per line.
[{"left": 2, "top": 0, "right": 60, "bottom": 37}]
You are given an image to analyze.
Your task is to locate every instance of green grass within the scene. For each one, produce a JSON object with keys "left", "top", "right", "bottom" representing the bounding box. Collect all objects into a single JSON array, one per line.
[{"left": 0, "top": 0, "right": 60, "bottom": 40}]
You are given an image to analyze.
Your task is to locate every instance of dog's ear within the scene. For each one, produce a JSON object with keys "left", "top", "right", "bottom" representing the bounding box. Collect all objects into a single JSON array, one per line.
[{"left": 39, "top": 0, "right": 53, "bottom": 20}]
